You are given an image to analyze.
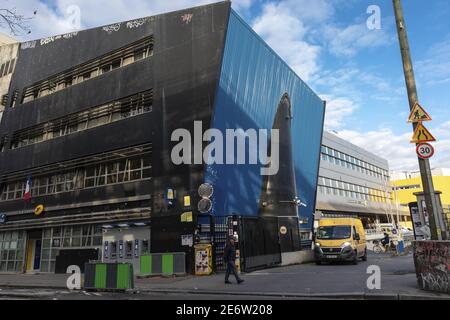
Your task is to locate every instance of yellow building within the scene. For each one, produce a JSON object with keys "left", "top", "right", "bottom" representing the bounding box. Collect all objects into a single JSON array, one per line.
[{"left": 391, "top": 173, "right": 450, "bottom": 228}]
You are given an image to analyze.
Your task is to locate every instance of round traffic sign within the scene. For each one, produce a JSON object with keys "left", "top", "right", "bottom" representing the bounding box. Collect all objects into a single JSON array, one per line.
[{"left": 416, "top": 143, "right": 434, "bottom": 159}]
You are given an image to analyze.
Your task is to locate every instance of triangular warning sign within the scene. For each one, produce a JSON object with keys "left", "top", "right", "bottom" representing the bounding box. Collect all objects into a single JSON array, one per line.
[
  {"left": 408, "top": 102, "right": 432, "bottom": 123},
  {"left": 411, "top": 122, "right": 436, "bottom": 143}
]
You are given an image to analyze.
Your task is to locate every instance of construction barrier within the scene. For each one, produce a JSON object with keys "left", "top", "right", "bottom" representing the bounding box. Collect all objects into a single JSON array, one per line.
[
  {"left": 413, "top": 240, "right": 450, "bottom": 294},
  {"left": 140, "top": 252, "right": 186, "bottom": 276},
  {"left": 84, "top": 262, "right": 134, "bottom": 291}
]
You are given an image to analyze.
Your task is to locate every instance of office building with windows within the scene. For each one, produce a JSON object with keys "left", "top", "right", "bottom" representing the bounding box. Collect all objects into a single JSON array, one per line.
[
  {"left": 0, "top": 2, "right": 325, "bottom": 274},
  {"left": 315, "top": 131, "right": 411, "bottom": 227},
  {"left": 391, "top": 168, "right": 450, "bottom": 228}
]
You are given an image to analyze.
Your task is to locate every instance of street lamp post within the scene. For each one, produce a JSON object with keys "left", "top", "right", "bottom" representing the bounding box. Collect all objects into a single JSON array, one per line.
[{"left": 392, "top": 0, "right": 443, "bottom": 240}]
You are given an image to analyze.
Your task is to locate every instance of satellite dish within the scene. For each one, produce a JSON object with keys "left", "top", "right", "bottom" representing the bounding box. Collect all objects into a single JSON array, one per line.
[
  {"left": 198, "top": 198, "right": 212, "bottom": 213},
  {"left": 198, "top": 183, "right": 213, "bottom": 198}
]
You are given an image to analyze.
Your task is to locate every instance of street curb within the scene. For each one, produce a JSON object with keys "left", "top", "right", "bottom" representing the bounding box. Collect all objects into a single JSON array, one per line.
[
  {"left": 138, "top": 288, "right": 450, "bottom": 300},
  {"left": 0, "top": 284, "right": 65, "bottom": 290},
  {"left": 1, "top": 284, "right": 449, "bottom": 300}
]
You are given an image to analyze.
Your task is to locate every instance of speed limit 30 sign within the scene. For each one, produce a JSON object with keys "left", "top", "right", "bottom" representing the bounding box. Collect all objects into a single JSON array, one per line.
[{"left": 416, "top": 143, "right": 434, "bottom": 159}]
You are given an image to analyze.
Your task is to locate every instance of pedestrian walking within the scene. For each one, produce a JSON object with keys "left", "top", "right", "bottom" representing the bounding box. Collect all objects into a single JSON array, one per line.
[{"left": 223, "top": 236, "right": 244, "bottom": 284}]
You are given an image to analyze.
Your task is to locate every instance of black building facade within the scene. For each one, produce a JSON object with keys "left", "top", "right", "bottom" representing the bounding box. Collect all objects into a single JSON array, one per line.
[{"left": 0, "top": 2, "right": 325, "bottom": 274}]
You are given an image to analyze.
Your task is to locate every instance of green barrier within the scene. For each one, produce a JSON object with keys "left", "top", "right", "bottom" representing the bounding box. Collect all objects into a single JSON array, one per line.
[
  {"left": 84, "top": 263, "right": 134, "bottom": 291},
  {"left": 139, "top": 252, "right": 185, "bottom": 276}
]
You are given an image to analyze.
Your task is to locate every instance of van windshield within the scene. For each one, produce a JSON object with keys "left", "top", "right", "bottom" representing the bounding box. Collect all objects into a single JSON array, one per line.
[{"left": 317, "top": 226, "right": 351, "bottom": 240}]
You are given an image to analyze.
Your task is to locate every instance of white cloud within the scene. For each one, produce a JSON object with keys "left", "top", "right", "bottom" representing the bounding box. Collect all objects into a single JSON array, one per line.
[
  {"left": 338, "top": 129, "right": 418, "bottom": 170},
  {"left": 335, "top": 120, "right": 450, "bottom": 171},
  {"left": 323, "top": 22, "right": 392, "bottom": 57},
  {"left": 252, "top": 2, "right": 321, "bottom": 81},
  {"left": 321, "top": 95, "right": 358, "bottom": 130}
]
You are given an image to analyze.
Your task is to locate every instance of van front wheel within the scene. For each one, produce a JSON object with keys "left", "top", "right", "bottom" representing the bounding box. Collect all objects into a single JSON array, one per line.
[
  {"left": 362, "top": 249, "right": 367, "bottom": 261},
  {"left": 352, "top": 251, "right": 358, "bottom": 265}
]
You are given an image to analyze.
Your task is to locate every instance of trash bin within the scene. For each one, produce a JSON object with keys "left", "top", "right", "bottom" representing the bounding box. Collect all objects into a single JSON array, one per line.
[
  {"left": 84, "top": 262, "right": 134, "bottom": 291},
  {"left": 139, "top": 253, "right": 186, "bottom": 276}
]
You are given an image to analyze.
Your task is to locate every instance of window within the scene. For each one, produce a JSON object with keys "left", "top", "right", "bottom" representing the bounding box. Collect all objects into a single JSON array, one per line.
[
  {"left": 64, "top": 77, "right": 73, "bottom": 88},
  {"left": 3, "top": 61, "right": 10, "bottom": 76},
  {"left": 101, "top": 64, "right": 112, "bottom": 74},
  {"left": 82, "top": 72, "right": 92, "bottom": 81},
  {"left": 111, "top": 59, "right": 121, "bottom": 70},
  {"left": 8, "top": 59, "right": 15, "bottom": 74},
  {"left": 134, "top": 48, "right": 145, "bottom": 61}
]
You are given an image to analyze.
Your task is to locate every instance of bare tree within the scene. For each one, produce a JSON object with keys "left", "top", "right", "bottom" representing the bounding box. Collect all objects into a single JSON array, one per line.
[{"left": 0, "top": 7, "right": 36, "bottom": 36}]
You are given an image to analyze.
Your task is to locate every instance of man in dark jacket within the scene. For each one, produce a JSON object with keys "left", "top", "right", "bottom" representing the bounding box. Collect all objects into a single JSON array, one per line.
[{"left": 223, "top": 236, "right": 244, "bottom": 284}]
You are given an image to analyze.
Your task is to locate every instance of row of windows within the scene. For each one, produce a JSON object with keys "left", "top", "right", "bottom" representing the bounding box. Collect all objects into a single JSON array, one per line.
[
  {"left": 2, "top": 90, "right": 152, "bottom": 151},
  {"left": 0, "top": 156, "right": 151, "bottom": 202},
  {"left": 18, "top": 36, "right": 153, "bottom": 106},
  {"left": 321, "top": 145, "right": 389, "bottom": 180},
  {"left": 318, "top": 176, "right": 391, "bottom": 203},
  {"left": 393, "top": 184, "right": 420, "bottom": 190},
  {"left": 39, "top": 225, "right": 103, "bottom": 273},
  {"left": 0, "top": 58, "right": 15, "bottom": 79}
]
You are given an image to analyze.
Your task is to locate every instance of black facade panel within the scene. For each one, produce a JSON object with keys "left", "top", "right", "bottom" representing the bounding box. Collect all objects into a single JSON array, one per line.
[
  {"left": 0, "top": 180, "right": 151, "bottom": 215},
  {"left": 55, "top": 249, "right": 99, "bottom": 273},
  {"left": 0, "top": 2, "right": 231, "bottom": 274}
]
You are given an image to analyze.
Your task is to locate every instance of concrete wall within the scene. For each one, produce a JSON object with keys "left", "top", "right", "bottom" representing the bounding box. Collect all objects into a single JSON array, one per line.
[{"left": 281, "top": 250, "right": 314, "bottom": 266}]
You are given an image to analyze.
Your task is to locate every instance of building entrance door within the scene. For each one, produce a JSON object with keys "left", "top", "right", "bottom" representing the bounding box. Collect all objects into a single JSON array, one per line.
[{"left": 25, "top": 230, "right": 43, "bottom": 272}]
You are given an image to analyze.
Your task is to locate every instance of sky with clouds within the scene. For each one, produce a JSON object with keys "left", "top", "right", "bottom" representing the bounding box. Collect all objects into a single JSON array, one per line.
[{"left": 1, "top": 0, "right": 449, "bottom": 172}]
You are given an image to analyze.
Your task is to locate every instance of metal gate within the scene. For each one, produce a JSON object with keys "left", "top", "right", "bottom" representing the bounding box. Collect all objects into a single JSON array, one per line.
[{"left": 200, "top": 215, "right": 301, "bottom": 273}]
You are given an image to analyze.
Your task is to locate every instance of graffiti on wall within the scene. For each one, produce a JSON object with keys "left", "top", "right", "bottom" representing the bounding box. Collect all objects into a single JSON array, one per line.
[
  {"left": 413, "top": 241, "right": 450, "bottom": 293},
  {"left": 102, "top": 23, "right": 122, "bottom": 34},
  {"left": 21, "top": 40, "right": 37, "bottom": 50},
  {"left": 126, "top": 17, "right": 152, "bottom": 29}
]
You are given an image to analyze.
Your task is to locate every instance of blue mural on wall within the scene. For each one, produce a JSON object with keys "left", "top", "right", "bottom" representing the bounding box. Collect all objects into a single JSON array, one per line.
[{"left": 205, "top": 10, "right": 325, "bottom": 230}]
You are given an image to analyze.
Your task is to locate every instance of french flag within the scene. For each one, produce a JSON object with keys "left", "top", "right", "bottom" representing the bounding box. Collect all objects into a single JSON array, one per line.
[{"left": 23, "top": 176, "right": 32, "bottom": 202}]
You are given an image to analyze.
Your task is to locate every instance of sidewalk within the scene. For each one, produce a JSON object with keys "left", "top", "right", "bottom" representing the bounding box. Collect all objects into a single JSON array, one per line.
[{"left": 0, "top": 254, "right": 449, "bottom": 300}]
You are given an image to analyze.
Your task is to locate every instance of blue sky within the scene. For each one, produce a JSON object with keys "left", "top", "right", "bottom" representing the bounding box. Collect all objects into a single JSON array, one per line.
[{"left": 1, "top": 0, "right": 449, "bottom": 171}]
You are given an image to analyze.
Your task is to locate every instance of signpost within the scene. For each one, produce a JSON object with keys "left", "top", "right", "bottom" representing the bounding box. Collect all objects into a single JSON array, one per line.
[
  {"left": 410, "top": 122, "right": 436, "bottom": 144},
  {"left": 416, "top": 143, "right": 434, "bottom": 160},
  {"left": 407, "top": 102, "right": 432, "bottom": 123},
  {"left": 393, "top": 0, "right": 445, "bottom": 240}
]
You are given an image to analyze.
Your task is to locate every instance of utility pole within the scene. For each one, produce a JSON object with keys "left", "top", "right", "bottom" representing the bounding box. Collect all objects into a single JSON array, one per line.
[{"left": 392, "top": 0, "right": 442, "bottom": 240}]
